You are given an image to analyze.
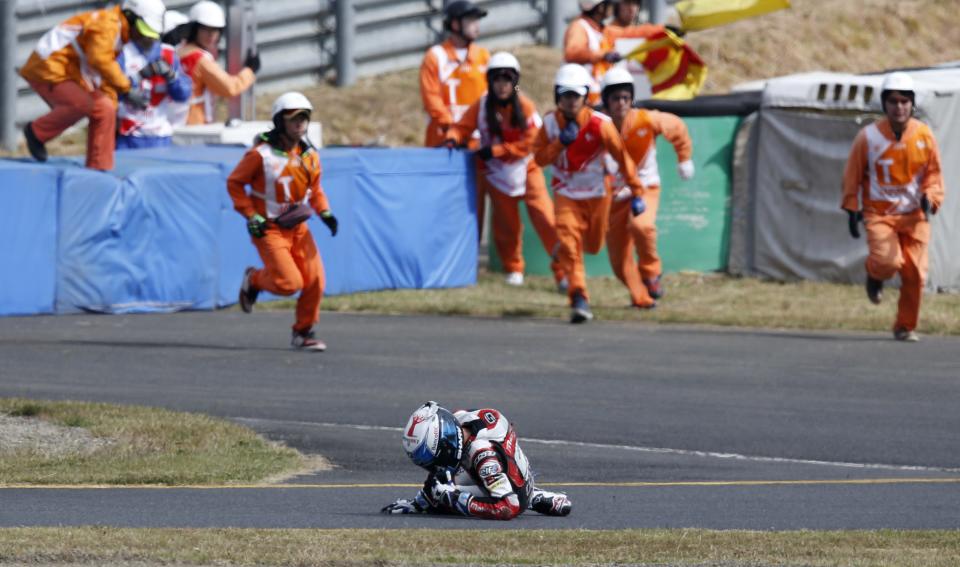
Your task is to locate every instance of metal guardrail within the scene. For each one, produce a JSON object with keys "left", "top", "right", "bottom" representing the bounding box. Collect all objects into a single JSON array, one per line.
[{"left": 2, "top": 0, "right": 671, "bottom": 149}]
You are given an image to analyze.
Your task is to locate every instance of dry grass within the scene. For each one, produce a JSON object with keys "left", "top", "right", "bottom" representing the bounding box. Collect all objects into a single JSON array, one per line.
[
  {"left": 0, "top": 399, "right": 315, "bottom": 486},
  {"left": 6, "top": 0, "right": 958, "bottom": 155},
  {"left": 278, "top": 270, "right": 960, "bottom": 336},
  {"left": 0, "top": 527, "right": 959, "bottom": 566}
]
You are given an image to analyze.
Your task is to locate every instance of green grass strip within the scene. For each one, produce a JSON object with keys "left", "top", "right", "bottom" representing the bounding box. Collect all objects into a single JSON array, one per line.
[
  {"left": 0, "top": 528, "right": 958, "bottom": 566},
  {"left": 0, "top": 399, "right": 306, "bottom": 485}
]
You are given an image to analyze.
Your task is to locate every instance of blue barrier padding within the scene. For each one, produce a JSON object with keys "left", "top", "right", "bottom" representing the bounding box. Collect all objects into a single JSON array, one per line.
[
  {"left": 2, "top": 146, "right": 477, "bottom": 316},
  {"left": 0, "top": 161, "right": 60, "bottom": 316}
]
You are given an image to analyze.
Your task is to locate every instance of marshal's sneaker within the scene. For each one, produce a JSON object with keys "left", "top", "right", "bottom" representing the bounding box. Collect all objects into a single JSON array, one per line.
[
  {"left": 504, "top": 272, "right": 524, "bottom": 286},
  {"left": 292, "top": 329, "right": 327, "bottom": 351},
  {"left": 570, "top": 293, "right": 593, "bottom": 324},
  {"left": 23, "top": 122, "right": 47, "bottom": 162},
  {"left": 893, "top": 328, "right": 919, "bottom": 342},
  {"left": 239, "top": 267, "right": 259, "bottom": 313},
  {"left": 866, "top": 276, "right": 883, "bottom": 305},
  {"left": 643, "top": 275, "right": 664, "bottom": 300}
]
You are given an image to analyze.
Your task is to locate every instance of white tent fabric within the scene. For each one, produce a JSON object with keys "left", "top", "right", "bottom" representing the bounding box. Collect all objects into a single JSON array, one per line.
[{"left": 730, "top": 66, "right": 960, "bottom": 291}]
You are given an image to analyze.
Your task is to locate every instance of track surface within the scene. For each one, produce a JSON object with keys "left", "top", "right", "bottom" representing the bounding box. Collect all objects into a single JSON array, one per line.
[{"left": 1, "top": 311, "right": 958, "bottom": 529}]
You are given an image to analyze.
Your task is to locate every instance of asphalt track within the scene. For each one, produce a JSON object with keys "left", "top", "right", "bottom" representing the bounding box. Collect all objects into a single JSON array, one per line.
[{"left": 1, "top": 311, "right": 959, "bottom": 530}]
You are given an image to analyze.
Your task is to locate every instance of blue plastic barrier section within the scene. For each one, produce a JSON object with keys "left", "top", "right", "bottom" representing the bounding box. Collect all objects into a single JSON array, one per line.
[{"left": 1, "top": 147, "right": 477, "bottom": 316}]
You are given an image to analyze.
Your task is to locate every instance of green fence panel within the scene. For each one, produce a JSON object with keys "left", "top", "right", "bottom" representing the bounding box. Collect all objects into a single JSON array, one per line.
[{"left": 489, "top": 115, "right": 738, "bottom": 276}]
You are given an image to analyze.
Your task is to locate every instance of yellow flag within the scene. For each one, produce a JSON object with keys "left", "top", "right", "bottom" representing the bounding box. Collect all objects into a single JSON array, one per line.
[
  {"left": 675, "top": 0, "right": 791, "bottom": 31},
  {"left": 624, "top": 30, "right": 707, "bottom": 100}
]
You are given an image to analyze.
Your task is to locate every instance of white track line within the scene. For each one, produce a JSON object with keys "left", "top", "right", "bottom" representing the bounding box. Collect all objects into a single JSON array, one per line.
[{"left": 232, "top": 417, "right": 960, "bottom": 474}]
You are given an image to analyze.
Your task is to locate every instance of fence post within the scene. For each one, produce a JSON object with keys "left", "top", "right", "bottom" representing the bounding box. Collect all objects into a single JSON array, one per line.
[
  {"left": 227, "top": 0, "right": 256, "bottom": 121},
  {"left": 648, "top": 0, "right": 667, "bottom": 24},
  {"left": 335, "top": 0, "right": 356, "bottom": 87},
  {"left": 546, "top": 0, "right": 564, "bottom": 49},
  {"left": 0, "top": 0, "right": 17, "bottom": 150}
]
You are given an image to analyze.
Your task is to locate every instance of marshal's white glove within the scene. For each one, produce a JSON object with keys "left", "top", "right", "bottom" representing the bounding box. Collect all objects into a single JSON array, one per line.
[
  {"left": 677, "top": 160, "right": 695, "bottom": 180},
  {"left": 613, "top": 187, "right": 632, "bottom": 202}
]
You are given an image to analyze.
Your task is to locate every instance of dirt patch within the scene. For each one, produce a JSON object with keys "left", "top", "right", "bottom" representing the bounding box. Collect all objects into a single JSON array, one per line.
[{"left": 0, "top": 414, "right": 114, "bottom": 458}]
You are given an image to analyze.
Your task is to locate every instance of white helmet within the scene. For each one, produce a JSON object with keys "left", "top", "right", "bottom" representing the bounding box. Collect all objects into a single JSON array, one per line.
[
  {"left": 554, "top": 63, "right": 592, "bottom": 96},
  {"left": 579, "top": 0, "right": 606, "bottom": 11},
  {"left": 122, "top": 0, "right": 166, "bottom": 39},
  {"left": 271, "top": 92, "right": 313, "bottom": 120},
  {"left": 600, "top": 67, "right": 633, "bottom": 92},
  {"left": 402, "top": 402, "right": 464, "bottom": 471},
  {"left": 488, "top": 52, "right": 520, "bottom": 74},
  {"left": 189, "top": 0, "right": 226, "bottom": 29},
  {"left": 163, "top": 10, "right": 189, "bottom": 34},
  {"left": 881, "top": 72, "right": 915, "bottom": 94}
]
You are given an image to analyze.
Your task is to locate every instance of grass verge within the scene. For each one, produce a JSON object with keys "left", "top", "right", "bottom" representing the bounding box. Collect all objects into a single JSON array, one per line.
[
  {"left": 0, "top": 399, "right": 311, "bottom": 485},
  {"left": 275, "top": 271, "right": 960, "bottom": 336},
  {"left": 0, "top": 527, "right": 958, "bottom": 566}
]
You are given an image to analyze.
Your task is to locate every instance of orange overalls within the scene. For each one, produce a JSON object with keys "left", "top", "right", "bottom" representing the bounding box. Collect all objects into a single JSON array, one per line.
[
  {"left": 842, "top": 117, "right": 944, "bottom": 333},
  {"left": 607, "top": 108, "right": 692, "bottom": 307},
  {"left": 420, "top": 39, "right": 490, "bottom": 236},
  {"left": 227, "top": 140, "right": 332, "bottom": 334},
  {"left": 563, "top": 16, "right": 606, "bottom": 105},
  {"left": 533, "top": 106, "right": 644, "bottom": 304},
  {"left": 20, "top": 6, "right": 132, "bottom": 171},
  {"left": 419, "top": 39, "right": 490, "bottom": 147},
  {"left": 447, "top": 93, "right": 564, "bottom": 282},
  {"left": 177, "top": 43, "right": 256, "bottom": 125}
]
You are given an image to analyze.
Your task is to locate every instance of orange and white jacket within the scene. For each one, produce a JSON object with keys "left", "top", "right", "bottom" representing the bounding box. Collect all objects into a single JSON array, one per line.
[
  {"left": 227, "top": 137, "right": 330, "bottom": 221},
  {"left": 608, "top": 108, "right": 691, "bottom": 190},
  {"left": 20, "top": 5, "right": 131, "bottom": 101},
  {"left": 177, "top": 43, "right": 256, "bottom": 125},
  {"left": 420, "top": 39, "right": 490, "bottom": 146},
  {"left": 533, "top": 106, "right": 643, "bottom": 200},
  {"left": 563, "top": 16, "right": 605, "bottom": 102},
  {"left": 842, "top": 118, "right": 944, "bottom": 216},
  {"left": 447, "top": 93, "right": 542, "bottom": 197}
]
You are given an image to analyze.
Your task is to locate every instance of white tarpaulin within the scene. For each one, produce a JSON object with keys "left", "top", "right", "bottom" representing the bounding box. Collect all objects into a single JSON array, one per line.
[{"left": 729, "top": 66, "right": 960, "bottom": 291}]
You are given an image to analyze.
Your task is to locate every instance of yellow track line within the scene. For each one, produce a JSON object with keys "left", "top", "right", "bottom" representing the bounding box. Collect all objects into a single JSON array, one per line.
[{"left": 2, "top": 477, "right": 960, "bottom": 490}]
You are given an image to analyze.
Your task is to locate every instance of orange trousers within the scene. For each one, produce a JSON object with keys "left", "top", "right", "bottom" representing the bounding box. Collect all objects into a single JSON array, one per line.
[
  {"left": 250, "top": 224, "right": 325, "bottom": 334},
  {"left": 607, "top": 187, "right": 661, "bottom": 307},
  {"left": 27, "top": 79, "right": 117, "bottom": 171},
  {"left": 555, "top": 192, "right": 612, "bottom": 304},
  {"left": 484, "top": 166, "right": 563, "bottom": 281},
  {"left": 864, "top": 209, "right": 930, "bottom": 332}
]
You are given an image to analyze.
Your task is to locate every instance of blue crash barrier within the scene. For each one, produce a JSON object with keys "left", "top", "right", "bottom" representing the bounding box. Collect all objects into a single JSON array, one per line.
[{"left": 0, "top": 147, "right": 477, "bottom": 316}]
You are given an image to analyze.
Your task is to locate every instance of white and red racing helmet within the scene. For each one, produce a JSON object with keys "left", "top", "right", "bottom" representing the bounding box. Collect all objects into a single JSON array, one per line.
[{"left": 402, "top": 401, "right": 463, "bottom": 470}]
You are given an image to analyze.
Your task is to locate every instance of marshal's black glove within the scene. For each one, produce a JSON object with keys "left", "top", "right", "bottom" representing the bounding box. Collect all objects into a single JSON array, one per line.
[
  {"left": 846, "top": 210, "right": 863, "bottom": 239},
  {"left": 559, "top": 120, "right": 580, "bottom": 146},
  {"left": 320, "top": 211, "right": 338, "bottom": 237},
  {"left": 477, "top": 146, "right": 494, "bottom": 161},
  {"left": 247, "top": 213, "right": 267, "bottom": 238},
  {"left": 244, "top": 49, "right": 261, "bottom": 74}
]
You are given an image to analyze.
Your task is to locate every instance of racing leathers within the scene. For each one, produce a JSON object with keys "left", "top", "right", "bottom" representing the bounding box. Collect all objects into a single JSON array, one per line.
[{"left": 384, "top": 408, "right": 571, "bottom": 520}]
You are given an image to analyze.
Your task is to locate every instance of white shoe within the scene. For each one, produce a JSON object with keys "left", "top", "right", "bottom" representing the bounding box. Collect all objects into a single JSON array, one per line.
[{"left": 504, "top": 272, "right": 524, "bottom": 286}]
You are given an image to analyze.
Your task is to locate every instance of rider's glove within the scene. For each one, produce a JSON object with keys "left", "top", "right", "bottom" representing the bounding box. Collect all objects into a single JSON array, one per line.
[
  {"left": 247, "top": 213, "right": 267, "bottom": 238},
  {"left": 381, "top": 491, "right": 430, "bottom": 514},
  {"left": 124, "top": 88, "right": 150, "bottom": 110},
  {"left": 141, "top": 59, "right": 175, "bottom": 82}
]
